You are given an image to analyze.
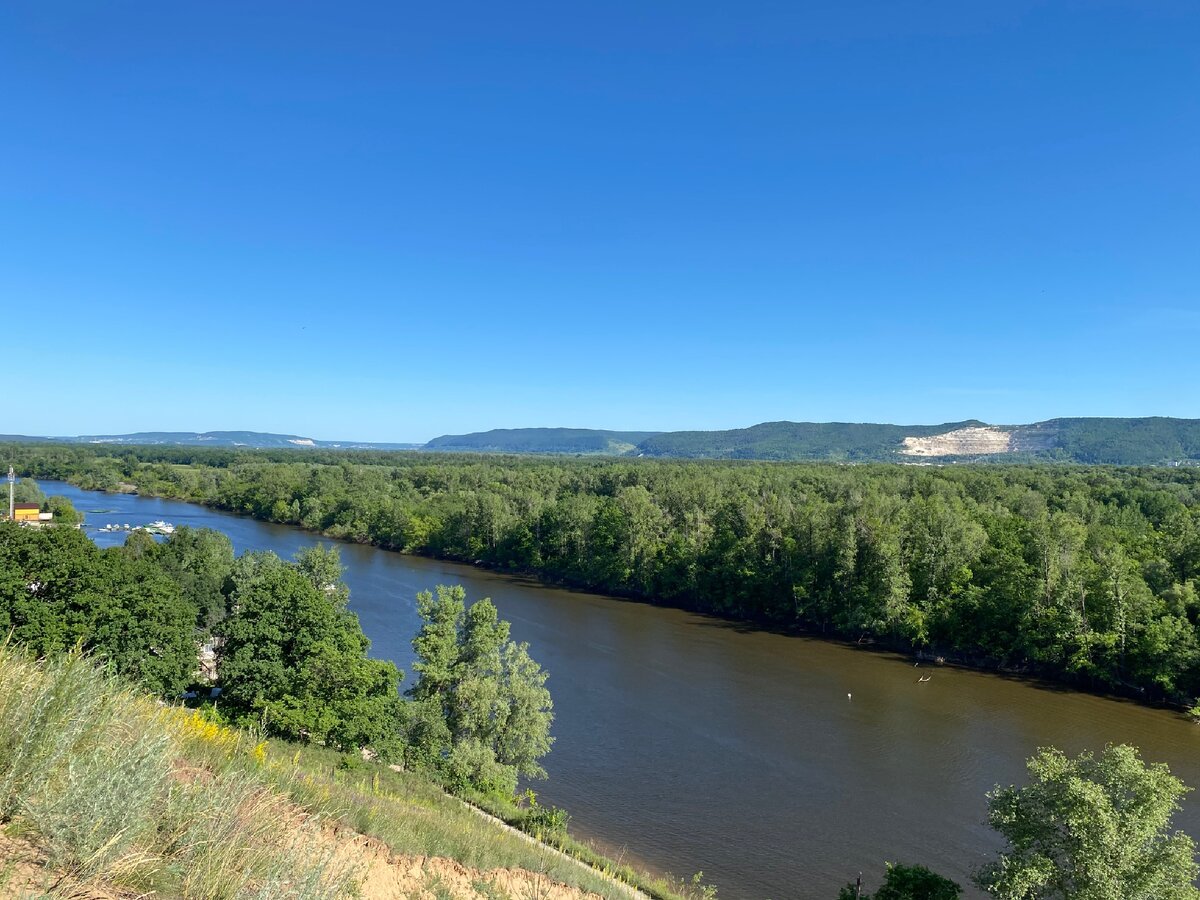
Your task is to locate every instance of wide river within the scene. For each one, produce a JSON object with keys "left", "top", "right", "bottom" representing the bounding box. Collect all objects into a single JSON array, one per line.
[{"left": 44, "top": 481, "right": 1200, "bottom": 898}]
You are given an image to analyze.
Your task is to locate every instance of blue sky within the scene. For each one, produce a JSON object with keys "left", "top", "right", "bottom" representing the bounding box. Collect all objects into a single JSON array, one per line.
[{"left": 2, "top": 2, "right": 1197, "bottom": 442}]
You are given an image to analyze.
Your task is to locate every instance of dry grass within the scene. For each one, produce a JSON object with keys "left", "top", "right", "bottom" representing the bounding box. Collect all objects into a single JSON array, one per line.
[
  {"left": 0, "top": 646, "right": 355, "bottom": 899},
  {"left": 0, "top": 646, "right": 708, "bottom": 900}
]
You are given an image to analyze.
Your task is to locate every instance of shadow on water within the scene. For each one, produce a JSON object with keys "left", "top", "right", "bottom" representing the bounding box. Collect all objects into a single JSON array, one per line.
[{"left": 688, "top": 612, "right": 1191, "bottom": 709}]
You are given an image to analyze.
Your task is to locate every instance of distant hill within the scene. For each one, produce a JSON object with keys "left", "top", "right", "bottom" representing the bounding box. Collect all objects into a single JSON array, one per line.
[
  {"left": 634, "top": 417, "right": 1200, "bottom": 464},
  {"left": 7, "top": 418, "right": 1200, "bottom": 464},
  {"left": 424, "top": 428, "right": 660, "bottom": 455},
  {"left": 5, "top": 431, "right": 422, "bottom": 451},
  {"left": 1037, "top": 417, "right": 1200, "bottom": 465},
  {"left": 634, "top": 420, "right": 987, "bottom": 461}
]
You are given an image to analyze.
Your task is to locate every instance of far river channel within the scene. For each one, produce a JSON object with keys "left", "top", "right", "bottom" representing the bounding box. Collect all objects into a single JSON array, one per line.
[{"left": 41, "top": 481, "right": 1200, "bottom": 899}]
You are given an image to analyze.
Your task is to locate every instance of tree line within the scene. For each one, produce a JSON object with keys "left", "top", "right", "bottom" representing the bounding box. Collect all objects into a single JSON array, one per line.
[
  {"left": 11, "top": 442, "right": 1200, "bottom": 702},
  {"left": 0, "top": 517, "right": 552, "bottom": 799}
]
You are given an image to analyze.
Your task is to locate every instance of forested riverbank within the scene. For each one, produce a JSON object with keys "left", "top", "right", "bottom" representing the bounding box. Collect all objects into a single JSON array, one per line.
[
  {"left": 0, "top": 511, "right": 708, "bottom": 900},
  {"left": 8, "top": 442, "right": 1200, "bottom": 705}
]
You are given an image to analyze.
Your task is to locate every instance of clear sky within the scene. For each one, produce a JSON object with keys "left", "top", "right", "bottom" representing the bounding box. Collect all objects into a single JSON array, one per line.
[{"left": 2, "top": 2, "right": 1197, "bottom": 442}]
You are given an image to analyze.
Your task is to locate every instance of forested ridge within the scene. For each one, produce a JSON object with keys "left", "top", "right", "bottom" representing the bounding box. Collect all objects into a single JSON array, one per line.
[
  {"left": 11, "top": 416, "right": 1200, "bottom": 462},
  {"left": 10, "top": 442, "right": 1200, "bottom": 702}
]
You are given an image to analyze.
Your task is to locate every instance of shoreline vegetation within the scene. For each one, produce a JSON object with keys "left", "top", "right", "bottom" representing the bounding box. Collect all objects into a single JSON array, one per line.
[
  {"left": 0, "top": 644, "right": 696, "bottom": 900},
  {"left": 7, "top": 442, "right": 1200, "bottom": 897},
  {"left": 10, "top": 442, "right": 1200, "bottom": 712},
  {"left": 0, "top": 521, "right": 710, "bottom": 900}
]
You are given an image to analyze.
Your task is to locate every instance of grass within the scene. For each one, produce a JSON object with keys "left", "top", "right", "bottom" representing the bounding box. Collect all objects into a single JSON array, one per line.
[
  {"left": 0, "top": 645, "right": 353, "bottom": 899},
  {"left": 261, "top": 743, "right": 642, "bottom": 898},
  {"left": 268, "top": 745, "right": 713, "bottom": 900},
  {"left": 0, "top": 645, "right": 711, "bottom": 900}
]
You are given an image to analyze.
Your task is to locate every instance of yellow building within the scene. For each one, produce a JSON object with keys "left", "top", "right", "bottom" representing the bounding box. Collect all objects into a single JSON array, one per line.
[{"left": 12, "top": 503, "right": 42, "bottom": 522}]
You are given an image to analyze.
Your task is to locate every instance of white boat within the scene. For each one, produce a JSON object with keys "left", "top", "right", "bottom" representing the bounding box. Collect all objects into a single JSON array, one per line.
[{"left": 144, "top": 520, "right": 176, "bottom": 535}]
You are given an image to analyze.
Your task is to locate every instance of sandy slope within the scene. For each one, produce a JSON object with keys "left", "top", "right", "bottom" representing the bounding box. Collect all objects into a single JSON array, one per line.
[{"left": 0, "top": 822, "right": 609, "bottom": 900}]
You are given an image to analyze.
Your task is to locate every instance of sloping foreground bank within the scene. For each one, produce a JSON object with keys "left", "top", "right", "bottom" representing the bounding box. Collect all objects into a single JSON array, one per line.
[{"left": 0, "top": 647, "right": 681, "bottom": 900}]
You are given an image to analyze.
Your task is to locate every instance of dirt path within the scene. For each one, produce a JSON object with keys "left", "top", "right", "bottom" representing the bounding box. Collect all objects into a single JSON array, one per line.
[{"left": 448, "top": 796, "right": 650, "bottom": 900}]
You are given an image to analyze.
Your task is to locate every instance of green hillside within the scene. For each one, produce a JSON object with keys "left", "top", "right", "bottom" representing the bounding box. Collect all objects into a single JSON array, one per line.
[
  {"left": 12, "top": 417, "right": 1200, "bottom": 464},
  {"left": 635, "top": 417, "right": 1200, "bottom": 463},
  {"left": 0, "top": 645, "right": 685, "bottom": 900},
  {"left": 1035, "top": 417, "right": 1200, "bottom": 465},
  {"left": 633, "top": 420, "right": 985, "bottom": 460},
  {"left": 425, "top": 427, "right": 660, "bottom": 455}
]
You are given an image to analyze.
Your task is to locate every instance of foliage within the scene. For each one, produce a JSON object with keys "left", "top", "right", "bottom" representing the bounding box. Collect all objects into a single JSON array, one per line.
[
  {"left": 217, "top": 545, "right": 404, "bottom": 753},
  {"left": 975, "top": 744, "right": 1200, "bottom": 899},
  {"left": 0, "top": 522, "right": 197, "bottom": 694},
  {"left": 14, "top": 443, "right": 1200, "bottom": 702},
  {"left": 426, "top": 427, "right": 660, "bottom": 454},
  {"left": 9, "top": 476, "right": 46, "bottom": 505},
  {"left": 151, "top": 525, "right": 236, "bottom": 629},
  {"left": 838, "top": 864, "right": 962, "bottom": 899},
  {"left": 0, "top": 644, "right": 355, "bottom": 898},
  {"left": 44, "top": 494, "right": 82, "bottom": 524},
  {"left": 406, "top": 584, "right": 554, "bottom": 794}
]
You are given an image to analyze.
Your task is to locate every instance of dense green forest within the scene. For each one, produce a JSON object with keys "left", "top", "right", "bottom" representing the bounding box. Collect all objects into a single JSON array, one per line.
[
  {"left": 0, "top": 516, "right": 554, "bottom": 799},
  {"left": 8, "top": 442, "right": 1200, "bottom": 703}
]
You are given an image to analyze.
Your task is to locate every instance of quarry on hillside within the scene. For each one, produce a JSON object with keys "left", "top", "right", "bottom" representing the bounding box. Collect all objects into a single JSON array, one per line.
[{"left": 899, "top": 425, "right": 1058, "bottom": 457}]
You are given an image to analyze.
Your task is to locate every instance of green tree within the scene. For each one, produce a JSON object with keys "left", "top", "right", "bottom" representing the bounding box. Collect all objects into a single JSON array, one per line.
[
  {"left": 976, "top": 744, "right": 1200, "bottom": 899},
  {"left": 406, "top": 584, "right": 554, "bottom": 795},
  {"left": 89, "top": 548, "right": 197, "bottom": 694},
  {"left": 45, "top": 495, "right": 82, "bottom": 525},
  {"left": 0, "top": 523, "right": 195, "bottom": 695},
  {"left": 218, "top": 546, "right": 403, "bottom": 753},
  {"left": 10, "top": 477, "right": 45, "bottom": 506},
  {"left": 153, "top": 526, "right": 236, "bottom": 630},
  {"left": 839, "top": 864, "right": 962, "bottom": 899}
]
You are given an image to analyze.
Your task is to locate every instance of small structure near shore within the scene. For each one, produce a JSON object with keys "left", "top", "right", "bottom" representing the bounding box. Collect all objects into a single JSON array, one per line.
[
  {"left": 5, "top": 468, "right": 52, "bottom": 524},
  {"left": 12, "top": 503, "right": 42, "bottom": 523}
]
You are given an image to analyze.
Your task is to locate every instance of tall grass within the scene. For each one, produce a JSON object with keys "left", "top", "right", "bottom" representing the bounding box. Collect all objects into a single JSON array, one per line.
[
  {"left": 0, "top": 645, "right": 356, "bottom": 899},
  {"left": 0, "top": 645, "right": 712, "bottom": 900},
  {"left": 266, "top": 744, "right": 705, "bottom": 900}
]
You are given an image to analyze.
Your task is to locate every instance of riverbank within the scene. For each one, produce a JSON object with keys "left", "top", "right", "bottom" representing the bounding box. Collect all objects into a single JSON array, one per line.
[
  {"left": 14, "top": 445, "right": 1200, "bottom": 712},
  {"left": 0, "top": 644, "right": 698, "bottom": 900},
  {"left": 48, "top": 472, "right": 1194, "bottom": 715},
  {"left": 22, "top": 470, "right": 1200, "bottom": 897}
]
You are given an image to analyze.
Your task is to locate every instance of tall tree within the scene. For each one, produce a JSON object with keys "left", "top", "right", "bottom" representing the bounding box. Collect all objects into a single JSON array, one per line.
[
  {"left": 406, "top": 585, "right": 554, "bottom": 794},
  {"left": 976, "top": 744, "right": 1200, "bottom": 900},
  {"left": 218, "top": 546, "right": 403, "bottom": 752},
  {"left": 153, "top": 526, "right": 236, "bottom": 630},
  {"left": 0, "top": 524, "right": 195, "bottom": 695}
]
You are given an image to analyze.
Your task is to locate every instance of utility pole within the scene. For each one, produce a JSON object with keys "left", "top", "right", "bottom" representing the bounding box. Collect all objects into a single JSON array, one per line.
[{"left": 7, "top": 465, "right": 14, "bottom": 521}]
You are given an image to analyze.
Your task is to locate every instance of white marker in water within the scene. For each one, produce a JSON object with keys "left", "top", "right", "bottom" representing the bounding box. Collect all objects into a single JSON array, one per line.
[{"left": 847, "top": 692, "right": 852, "bottom": 700}]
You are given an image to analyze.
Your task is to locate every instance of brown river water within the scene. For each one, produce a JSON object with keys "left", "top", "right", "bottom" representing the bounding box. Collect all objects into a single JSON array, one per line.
[{"left": 48, "top": 481, "right": 1200, "bottom": 899}]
